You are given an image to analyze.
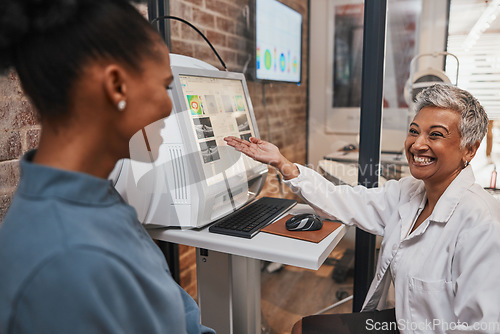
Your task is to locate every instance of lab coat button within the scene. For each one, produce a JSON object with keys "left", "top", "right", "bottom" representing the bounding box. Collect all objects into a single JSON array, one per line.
[{"left": 377, "top": 273, "right": 381, "bottom": 280}]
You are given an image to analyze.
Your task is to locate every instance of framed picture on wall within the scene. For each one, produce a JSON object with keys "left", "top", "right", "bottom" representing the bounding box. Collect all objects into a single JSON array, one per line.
[
  {"left": 325, "top": 2, "right": 364, "bottom": 134},
  {"left": 325, "top": 0, "right": 419, "bottom": 137}
]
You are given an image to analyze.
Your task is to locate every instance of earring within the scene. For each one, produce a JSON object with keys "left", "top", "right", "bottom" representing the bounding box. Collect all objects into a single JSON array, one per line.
[
  {"left": 117, "top": 100, "right": 126, "bottom": 111},
  {"left": 464, "top": 160, "right": 469, "bottom": 168}
]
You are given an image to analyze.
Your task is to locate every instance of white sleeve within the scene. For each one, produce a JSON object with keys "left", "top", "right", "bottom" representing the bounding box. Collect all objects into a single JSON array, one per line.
[
  {"left": 284, "top": 164, "right": 403, "bottom": 236},
  {"left": 448, "top": 220, "right": 500, "bottom": 333}
]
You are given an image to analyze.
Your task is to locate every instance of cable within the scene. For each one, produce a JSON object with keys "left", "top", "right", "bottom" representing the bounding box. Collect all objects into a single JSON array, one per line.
[{"left": 151, "top": 15, "right": 227, "bottom": 71}]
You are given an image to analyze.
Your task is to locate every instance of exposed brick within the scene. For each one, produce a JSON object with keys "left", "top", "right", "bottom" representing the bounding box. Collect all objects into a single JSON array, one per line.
[
  {"left": 226, "top": 3, "right": 242, "bottom": 18},
  {"left": 193, "top": 10, "right": 215, "bottom": 29},
  {"left": 168, "top": 20, "right": 182, "bottom": 40},
  {"left": 264, "top": 96, "right": 275, "bottom": 105},
  {"left": 227, "top": 35, "right": 248, "bottom": 52},
  {"left": 0, "top": 99, "right": 38, "bottom": 130},
  {"left": 225, "top": 0, "right": 246, "bottom": 7},
  {"left": 235, "top": 22, "right": 247, "bottom": 37},
  {"left": 184, "top": 0, "right": 204, "bottom": 6},
  {"left": 206, "top": 29, "right": 227, "bottom": 48},
  {"left": 0, "top": 130, "right": 22, "bottom": 161},
  {"left": 215, "top": 16, "right": 235, "bottom": 34},
  {"left": 171, "top": 38, "right": 196, "bottom": 57},
  {"left": 205, "top": 0, "right": 229, "bottom": 16},
  {"left": 180, "top": 22, "right": 206, "bottom": 42},
  {"left": 0, "top": 100, "right": 18, "bottom": 130},
  {"left": 0, "top": 160, "right": 20, "bottom": 192},
  {"left": 204, "top": 1, "right": 225, "bottom": 16},
  {"left": 0, "top": 72, "right": 20, "bottom": 98},
  {"left": 26, "top": 128, "right": 41, "bottom": 151},
  {"left": 170, "top": 1, "right": 193, "bottom": 22},
  {"left": 193, "top": 45, "right": 222, "bottom": 69},
  {"left": 0, "top": 190, "right": 14, "bottom": 225},
  {"left": 236, "top": 52, "right": 252, "bottom": 68},
  {"left": 219, "top": 49, "right": 237, "bottom": 65},
  {"left": 14, "top": 100, "right": 38, "bottom": 127}
]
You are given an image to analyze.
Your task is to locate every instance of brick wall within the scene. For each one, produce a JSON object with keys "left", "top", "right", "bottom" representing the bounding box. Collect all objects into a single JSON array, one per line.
[
  {"left": 0, "top": 0, "right": 308, "bottom": 300},
  {"left": 0, "top": 73, "right": 41, "bottom": 223},
  {"left": 169, "top": 0, "right": 308, "bottom": 298}
]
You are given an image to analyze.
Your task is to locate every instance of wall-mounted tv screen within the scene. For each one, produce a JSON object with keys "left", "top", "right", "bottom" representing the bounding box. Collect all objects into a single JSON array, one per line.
[{"left": 253, "top": 0, "right": 303, "bottom": 84}]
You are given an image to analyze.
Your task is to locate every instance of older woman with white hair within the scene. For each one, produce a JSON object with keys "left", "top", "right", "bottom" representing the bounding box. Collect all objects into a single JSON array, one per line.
[{"left": 225, "top": 84, "right": 500, "bottom": 333}]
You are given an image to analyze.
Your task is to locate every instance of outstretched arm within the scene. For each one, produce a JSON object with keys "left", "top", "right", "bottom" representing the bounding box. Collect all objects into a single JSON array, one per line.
[{"left": 224, "top": 136, "right": 299, "bottom": 180}]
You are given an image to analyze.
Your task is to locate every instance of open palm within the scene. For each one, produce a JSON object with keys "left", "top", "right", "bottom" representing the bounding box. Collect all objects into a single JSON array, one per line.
[{"left": 224, "top": 136, "right": 282, "bottom": 167}]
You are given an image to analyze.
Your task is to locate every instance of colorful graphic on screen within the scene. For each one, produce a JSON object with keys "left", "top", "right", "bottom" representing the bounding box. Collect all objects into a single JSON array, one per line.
[
  {"left": 280, "top": 53, "right": 286, "bottom": 72},
  {"left": 234, "top": 96, "right": 246, "bottom": 111},
  {"left": 256, "top": 48, "right": 261, "bottom": 69},
  {"left": 274, "top": 48, "right": 277, "bottom": 71},
  {"left": 287, "top": 51, "right": 291, "bottom": 72},
  {"left": 187, "top": 95, "right": 203, "bottom": 115},
  {"left": 255, "top": 0, "right": 302, "bottom": 83},
  {"left": 264, "top": 50, "right": 272, "bottom": 70}
]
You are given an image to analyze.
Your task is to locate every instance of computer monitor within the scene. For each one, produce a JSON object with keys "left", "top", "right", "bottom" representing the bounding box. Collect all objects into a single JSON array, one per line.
[
  {"left": 250, "top": 0, "right": 303, "bottom": 84},
  {"left": 110, "top": 56, "right": 268, "bottom": 228}
]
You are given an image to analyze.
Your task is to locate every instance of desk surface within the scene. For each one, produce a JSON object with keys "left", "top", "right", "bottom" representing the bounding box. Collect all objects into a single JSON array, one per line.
[{"left": 148, "top": 204, "right": 346, "bottom": 270}]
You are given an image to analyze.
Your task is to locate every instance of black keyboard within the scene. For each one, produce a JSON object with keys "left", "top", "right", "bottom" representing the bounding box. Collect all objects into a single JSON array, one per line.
[{"left": 208, "top": 197, "right": 297, "bottom": 238}]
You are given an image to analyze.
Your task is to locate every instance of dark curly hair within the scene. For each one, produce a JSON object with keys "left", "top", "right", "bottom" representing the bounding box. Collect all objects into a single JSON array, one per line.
[{"left": 0, "top": 0, "right": 161, "bottom": 118}]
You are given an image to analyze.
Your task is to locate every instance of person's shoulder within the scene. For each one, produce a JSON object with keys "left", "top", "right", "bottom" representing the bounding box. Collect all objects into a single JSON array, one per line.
[
  {"left": 0, "top": 247, "right": 114, "bottom": 331},
  {"left": 13, "top": 247, "right": 140, "bottom": 311},
  {"left": 0, "top": 192, "right": 65, "bottom": 282},
  {"left": 5, "top": 247, "right": 181, "bottom": 334},
  {"left": 451, "top": 185, "right": 500, "bottom": 247},
  {"left": 460, "top": 184, "right": 500, "bottom": 220}
]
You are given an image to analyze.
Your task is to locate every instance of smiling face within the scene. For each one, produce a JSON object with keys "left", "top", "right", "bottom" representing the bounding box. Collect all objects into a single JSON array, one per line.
[{"left": 405, "top": 106, "right": 477, "bottom": 190}]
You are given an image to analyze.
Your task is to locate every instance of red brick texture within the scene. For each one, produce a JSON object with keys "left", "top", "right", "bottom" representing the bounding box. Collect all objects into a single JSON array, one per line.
[{"left": 0, "top": 72, "right": 41, "bottom": 223}]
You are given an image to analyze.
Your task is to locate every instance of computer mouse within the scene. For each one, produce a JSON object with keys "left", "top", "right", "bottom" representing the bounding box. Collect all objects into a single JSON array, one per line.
[{"left": 285, "top": 214, "right": 323, "bottom": 231}]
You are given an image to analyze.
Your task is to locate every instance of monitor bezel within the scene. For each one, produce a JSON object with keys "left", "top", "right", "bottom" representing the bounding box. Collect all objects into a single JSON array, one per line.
[{"left": 248, "top": 0, "right": 303, "bottom": 85}]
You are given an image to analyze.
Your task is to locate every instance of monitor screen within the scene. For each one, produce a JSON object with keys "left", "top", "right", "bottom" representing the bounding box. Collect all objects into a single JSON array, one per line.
[
  {"left": 254, "top": 0, "right": 303, "bottom": 83},
  {"left": 178, "top": 74, "right": 261, "bottom": 186},
  {"left": 113, "top": 60, "right": 269, "bottom": 228}
]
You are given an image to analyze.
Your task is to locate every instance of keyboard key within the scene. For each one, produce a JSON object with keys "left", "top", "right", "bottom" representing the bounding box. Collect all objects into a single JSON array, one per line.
[{"left": 208, "top": 197, "right": 297, "bottom": 238}]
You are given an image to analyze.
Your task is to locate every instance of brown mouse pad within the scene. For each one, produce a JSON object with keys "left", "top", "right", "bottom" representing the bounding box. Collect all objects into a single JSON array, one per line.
[{"left": 261, "top": 214, "right": 342, "bottom": 243}]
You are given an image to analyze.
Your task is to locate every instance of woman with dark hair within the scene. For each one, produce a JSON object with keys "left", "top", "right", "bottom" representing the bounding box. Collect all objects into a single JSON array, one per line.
[
  {"left": 0, "top": 1, "right": 213, "bottom": 333},
  {"left": 226, "top": 84, "right": 500, "bottom": 333}
]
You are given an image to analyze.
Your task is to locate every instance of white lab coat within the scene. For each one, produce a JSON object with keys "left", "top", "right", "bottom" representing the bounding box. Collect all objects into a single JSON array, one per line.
[{"left": 284, "top": 164, "right": 500, "bottom": 333}]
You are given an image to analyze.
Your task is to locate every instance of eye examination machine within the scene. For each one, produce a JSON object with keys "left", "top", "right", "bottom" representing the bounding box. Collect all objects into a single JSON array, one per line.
[{"left": 109, "top": 55, "right": 268, "bottom": 228}]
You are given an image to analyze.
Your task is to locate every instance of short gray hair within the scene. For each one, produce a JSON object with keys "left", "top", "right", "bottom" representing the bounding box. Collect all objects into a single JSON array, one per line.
[{"left": 413, "top": 84, "right": 488, "bottom": 148}]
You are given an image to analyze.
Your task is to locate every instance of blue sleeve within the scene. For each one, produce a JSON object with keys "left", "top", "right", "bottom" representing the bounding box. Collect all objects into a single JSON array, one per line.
[
  {"left": 8, "top": 248, "right": 213, "bottom": 334},
  {"left": 178, "top": 284, "right": 216, "bottom": 334}
]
